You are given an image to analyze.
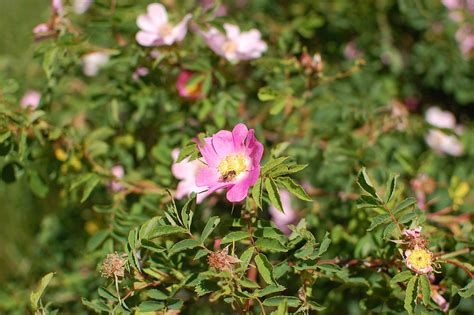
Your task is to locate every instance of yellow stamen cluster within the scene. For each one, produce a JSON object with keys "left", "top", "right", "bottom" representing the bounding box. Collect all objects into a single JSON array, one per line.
[
  {"left": 406, "top": 247, "right": 433, "bottom": 273},
  {"left": 222, "top": 41, "right": 237, "bottom": 54},
  {"left": 217, "top": 154, "right": 247, "bottom": 178}
]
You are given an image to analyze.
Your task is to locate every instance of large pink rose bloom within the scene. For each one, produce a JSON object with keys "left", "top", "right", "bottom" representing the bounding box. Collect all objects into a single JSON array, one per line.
[
  {"left": 269, "top": 190, "right": 298, "bottom": 235},
  {"left": 201, "top": 23, "right": 267, "bottom": 62},
  {"left": 196, "top": 123, "right": 263, "bottom": 202},
  {"left": 20, "top": 90, "right": 41, "bottom": 110},
  {"left": 136, "top": 3, "right": 191, "bottom": 47},
  {"left": 171, "top": 149, "right": 210, "bottom": 203}
]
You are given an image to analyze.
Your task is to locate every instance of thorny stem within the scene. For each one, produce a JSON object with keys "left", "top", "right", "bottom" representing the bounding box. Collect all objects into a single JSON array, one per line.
[
  {"left": 114, "top": 274, "right": 122, "bottom": 305},
  {"left": 435, "top": 247, "right": 471, "bottom": 260},
  {"left": 255, "top": 297, "right": 267, "bottom": 315}
]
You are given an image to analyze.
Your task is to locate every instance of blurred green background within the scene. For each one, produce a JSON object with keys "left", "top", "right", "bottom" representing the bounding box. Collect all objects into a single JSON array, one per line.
[{"left": 0, "top": 0, "right": 46, "bottom": 284}]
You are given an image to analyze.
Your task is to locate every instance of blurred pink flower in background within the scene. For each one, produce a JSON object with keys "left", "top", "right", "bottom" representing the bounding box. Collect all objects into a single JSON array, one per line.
[
  {"left": 33, "top": 23, "right": 51, "bottom": 34},
  {"left": 132, "top": 67, "right": 149, "bottom": 81},
  {"left": 20, "top": 90, "right": 41, "bottom": 110},
  {"left": 74, "top": 0, "right": 93, "bottom": 14},
  {"left": 425, "top": 106, "right": 457, "bottom": 129},
  {"left": 52, "top": 0, "right": 64, "bottom": 16},
  {"left": 425, "top": 129, "right": 464, "bottom": 156},
  {"left": 82, "top": 52, "right": 109, "bottom": 76},
  {"left": 269, "top": 190, "right": 299, "bottom": 234},
  {"left": 442, "top": 0, "right": 463, "bottom": 10},
  {"left": 176, "top": 70, "right": 203, "bottom": 100},
  {"left": 171, "top": 149, "right": 210, "bottom": 203},
  {"left": 109, "top": 165, "right": 125, "bottom": 192},
  {"left": 403, "top": 227, "right": 422, "bottom": 238},
  {"left": 344, "top": 40, "right": 362, "bottom": 59},
  {"left": 200, "top": 0, "right": 227, "bottom": 17},
  {"left": 201, "top": 23, "right": 267, "bottom": 62},
  {"left": 196, "top": 123, "right": 263, "bottom": 203},
  {"left": 136, "top": 3, "right": 191, "bottom": 47},
  {"left": 455, "top": 24, "right": 474, "bottom": 56}
]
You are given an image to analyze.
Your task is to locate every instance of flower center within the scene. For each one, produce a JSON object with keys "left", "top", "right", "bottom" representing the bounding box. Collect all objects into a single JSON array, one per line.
[
  {"left": 217, "top": 153, "right": 247, "bottom": 182},
  {"left": 222, "top": 41, "right": 237, "bottom": 54},
  {"left": 406, "top": 248, "right": 432, "bottom": 271},
  {"left": 159, "top": 23, "right": 173, "bottom": 37}
]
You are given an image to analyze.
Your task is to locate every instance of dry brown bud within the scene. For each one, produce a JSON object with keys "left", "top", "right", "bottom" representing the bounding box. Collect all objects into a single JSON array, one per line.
[
  {"left": 100, "top": 252, "right": 126, "bottom": 279},
  {"left": 207, "top": 245, "right": 241, "bottom": 271}
]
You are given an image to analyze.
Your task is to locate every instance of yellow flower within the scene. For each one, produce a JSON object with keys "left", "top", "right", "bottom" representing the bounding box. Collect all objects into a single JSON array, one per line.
[{"left": 405, "top": 247, "right": 433, "bottom": 274}]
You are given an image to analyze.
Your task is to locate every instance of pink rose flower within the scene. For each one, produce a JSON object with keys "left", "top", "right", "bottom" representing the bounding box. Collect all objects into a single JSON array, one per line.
[
  {"left": 269, "top": 190, "right": 298, "bottom": 234},
  {"left": 456, "top": 25, "right": 474, "bottom": 56},
  {"left": 201, "top": 23, "right": 267, "bottom": 62},
  {"left": 425, "top": 107, "right": 457, "bottom": 129},
  {"left": 344, "top": 40, "right": 362, "bottom": 59},
  {"left": 132, "top": 67, "right": 149, "bottom": 81},
  {"left": 33, "top": 23, "right": 51, "bottom": 34},
  {"left": 109, "top": 165, "right": 125, "bottom": 192},
  {"left": 196, "top": 123, "right": 263, "bottom": 203},
  {"left": 404, "top": 247, "right": 434, "bottom": 274},
  {"left": 74, "top": 0, "right": 93, "bottom": 14},
  {"left": 20, "top": 90, "right": 41, "bottom": 110},
  {"left": 403, "top": 227, "right": 422, "bottom": 239},
  {"left": 136, "top": 3, "right": 192, "bottom": 47},
  {"left": 82, "top": 52, "right": 109, "bottom": 77},
  {"left": 171, "top": 149, "right": 210, "bottom": 203},
  {"left": 176, "top": 70, "right": 203, "bottom": 100},
  {"left": 425, "top": 129, "right": 464, "bottom": 156},
  {"left": 52, "top": 0, "right": 64, "bottom": 16},
  {"left": 442, "top": 0, "right": 463, "bottom": 10}
]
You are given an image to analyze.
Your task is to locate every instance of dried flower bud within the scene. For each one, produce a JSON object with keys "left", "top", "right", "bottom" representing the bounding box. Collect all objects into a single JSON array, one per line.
[
  {"left": 207, "top": 245, "right": 241, "bottom": 271},
  {"left": 100, "top": 252, "right": 126, "bottom": 278},
  {"left": 300, "top": 52, "right": 323, "bottom": 75}
]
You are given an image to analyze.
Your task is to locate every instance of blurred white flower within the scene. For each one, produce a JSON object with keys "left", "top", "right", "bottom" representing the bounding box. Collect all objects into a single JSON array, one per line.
[
  {"left": 425, "top": 106, "right": 457, "bottom": 129},
  {"left": 74, "top": 0, "right": 93, "bottom": 14},
  {"left": 425, "top": 129, "right": 464, "bottom": 156},
  {"left": 201, "top": 23, "right": 267, "bottom": 62},
  {"left": 20, "top": 90, "right": 41, "bottom": 110},
  {"left": 82, "top": 52, "right": 109, "bottom": 77}
]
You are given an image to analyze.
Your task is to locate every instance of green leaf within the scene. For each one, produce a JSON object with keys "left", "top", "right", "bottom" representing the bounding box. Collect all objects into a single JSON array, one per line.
[
  {"left": 258, "top": 86, "right": 279, "bottom": 101},
  {"left": 367, "top": 214, "right": 391, "bottom": 231},
  {"left": 239, "top": 247, "right": 255, "bottom": 271},
  {"left": 276, "top": 177, "right": 312, "bottom": 202},
  {"left": 87, "top": 230, "right": 109, "bottom": 251},
  {"left": 251, "top": 177, "right": 264, "bottom": 209},
  {"left": 200, "top": 216, "right": 220, "bottom": 242},
  {"left": 385, "top": 174, "right": 398, "bottom": 203},
  {"left": 255, "top": 238, "right": 288, "bottom": 252},
  {"left": 458, "top": 280, "right": 474, "bottom": 298},
  {"left": 30, "top": 272, "right": 55, "bottom": 311},
  {"left": 181, "top": 193, "right": 196, "bottom": 229},
  {"left": 221, "top": 231, "right": 249, "bottom": 244},
  {"left": 398, "top": 212, "right": 417, "bottom": 224},
  {"left": 139, "top": 301, "right": 165, "bottom": 312},
  {"left": 317, "top": 232, "right": 331, "bottom": 256},
  {"left": 147, "top": 225, "right": 188, "bottom": 240},
  {"left": 146, "top": 289, "right": 168, "bottom": 300},
  {"left": 177, "top": 142, "right": 198, "bottom": 162},
  {"left": 390, "top": 270, "right": 412, "bottom": 284},
  {"left": 194, "top": 248, "right": 209, "bottom": 260},
  {"left": 28, "top": 170, "right": 49, "bottom": 198},
  {"left": 240, "top": 278, "right": 260, "bottom": 289},
  {"left": 81, "top": 174, "right": 101, "bottom": 203},
  {"left": 262, "top": 157, "right": 289, "bottom": 175},
  {"left": 255, "top": 254, "right": 276, "bottom": 285},
  {"left": 264, "top": 296, "right": 302, "bottom": 308},
  {"left": 419, "top": 274, "right": 430, "bottom": 306},
  {"left": 265, "top": 178, "right": 283, "bottom": 212},
  {"left": 404, "top": 275, "right": 418, "bottom": 314},
  {"left": 81, "top": 298, "right": 110, "bottom": 312},
  {"left": 383, "top": 222, "right": 397, "bottom": 239},
  {"left": 169, "top": 239, "right": 200, "bottom": 256},
  {"left": 393, "top": 197, "right": 417, "bottom": 214},
  {"left": 98, "top": 287, "right": 118, "bottom": 302},
  {"left": 357, "top": 168, "right": 379, "bottom": 200}
]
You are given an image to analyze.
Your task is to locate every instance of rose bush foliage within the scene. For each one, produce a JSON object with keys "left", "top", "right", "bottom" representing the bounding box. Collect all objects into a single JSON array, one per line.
[{"left": 0, "top": 0, "right": 473, "bottom": 314}]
